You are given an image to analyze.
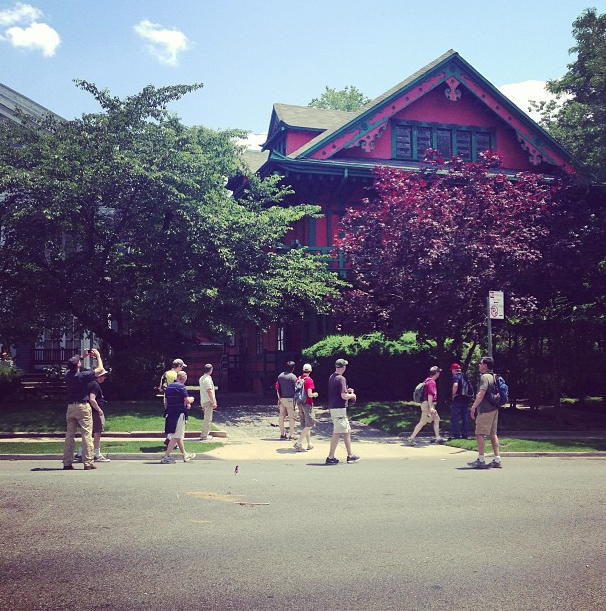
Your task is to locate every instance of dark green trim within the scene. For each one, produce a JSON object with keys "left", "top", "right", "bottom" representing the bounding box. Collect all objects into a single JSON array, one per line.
[{"left": 392, "top": 120, "right": 496, "bottom": 161}]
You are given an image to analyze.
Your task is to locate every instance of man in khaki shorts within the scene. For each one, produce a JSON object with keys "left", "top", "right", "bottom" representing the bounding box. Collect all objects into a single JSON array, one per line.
[
  {"left": 325, "top": 359, "right": 359, "bottom": 465},
  {"left": 468, "top": 356, "right": 502, "bottom": 469}
]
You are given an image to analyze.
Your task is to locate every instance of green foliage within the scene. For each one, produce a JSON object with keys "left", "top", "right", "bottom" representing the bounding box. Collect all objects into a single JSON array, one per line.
[
  {"left": 0, "top": 82, "right": 345, "bottom": 396},
  {"left": 532, "top": 8, "right": 606, "bottom": 181},
  {"left": 0, "top": 365, "right": 23, "bottom": 402},
  {"left": 308, "top": 85, "right": 370, "bottom": 112}
]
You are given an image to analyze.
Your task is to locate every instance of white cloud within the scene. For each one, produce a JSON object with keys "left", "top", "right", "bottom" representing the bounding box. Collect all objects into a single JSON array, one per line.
[
  {"left": 236, "top": 133, "right": 267, "bottom": 150},
  {"left": 0, "top": 2, "right": 41, "bottom": 26},
  {"left": 133, "top": 19, "right": 189, "bottom": 67},
  {"left": 0, "top": 2, "right": 60, "bottom": 56},
  {"left": 5, "top": 21, "right": 60, "bottom": 56},
  {"left": 497, "top": 80, "right": 562, "bottom": 121}
]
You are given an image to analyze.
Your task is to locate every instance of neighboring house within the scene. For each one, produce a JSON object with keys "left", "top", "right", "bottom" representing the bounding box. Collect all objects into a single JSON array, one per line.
[{"left": 228, "top": 49, "right": 580, "bottom": 392}]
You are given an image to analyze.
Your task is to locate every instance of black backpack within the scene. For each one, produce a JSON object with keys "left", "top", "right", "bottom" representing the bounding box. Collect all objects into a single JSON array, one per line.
[{"left": 457, "top": 373, "right": 475, "bottom": 398}]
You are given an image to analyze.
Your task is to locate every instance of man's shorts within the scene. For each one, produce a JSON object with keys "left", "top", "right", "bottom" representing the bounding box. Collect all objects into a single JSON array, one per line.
[
  {"left": 279, "top": 397, "right": 296, "bottom": 420},
  {"left": 173, "top": 413, "right": 186, "bottom": 439},
  {"left": 299, "top": 404, "right": 315, "bottom": 428},
  {"left": 421, "top": 401, "right": 438, "bottom": 423},
  {"left": 475, "top": 409, "right": 499, "bottom": 436},
  {"left": 330, "top": 408, "right": 351, "bottom": 434},
  {"left": 92, "top": 410, "right": 104, "bottom": 434}
]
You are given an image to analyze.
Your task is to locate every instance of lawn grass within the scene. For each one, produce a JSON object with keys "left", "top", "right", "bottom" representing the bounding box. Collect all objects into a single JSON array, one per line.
[
  {"left": 0, "top": 440, "right": 221, "bottom": 454},
  {"left": 0, "top": 399, "right": 214, "bottom": 433},
  {"left": 349, "top": 400, "right": 606, "bottom": 435},
  {"left": 445, "top": 438, "right": 606, "bottom": 453}
]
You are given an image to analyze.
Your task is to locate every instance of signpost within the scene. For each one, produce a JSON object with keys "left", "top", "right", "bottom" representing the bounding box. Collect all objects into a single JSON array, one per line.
[{"left": 487, "top": 291, "right": 504, "bottom": 358}]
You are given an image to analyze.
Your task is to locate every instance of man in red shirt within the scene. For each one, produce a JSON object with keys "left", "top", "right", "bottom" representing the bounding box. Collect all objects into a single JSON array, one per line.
[
  {"left": 408, "top": 365, "right": 446, "bottom": 445},
  {"left": 293, "top": 363, "right": 318, "bottom": 452}
]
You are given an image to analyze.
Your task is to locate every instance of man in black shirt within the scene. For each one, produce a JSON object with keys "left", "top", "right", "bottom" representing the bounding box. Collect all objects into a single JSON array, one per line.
[{"left": 62, "top": 348, "right": 105, "bottom": 470}]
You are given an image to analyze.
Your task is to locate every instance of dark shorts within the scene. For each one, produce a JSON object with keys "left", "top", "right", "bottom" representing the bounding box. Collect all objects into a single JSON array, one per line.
[
  {"left": 92, "top": 410, "right": 104, "bottom": 434},
  {"left": 299, "top": 404, "right": 315, "bottom": 428}
]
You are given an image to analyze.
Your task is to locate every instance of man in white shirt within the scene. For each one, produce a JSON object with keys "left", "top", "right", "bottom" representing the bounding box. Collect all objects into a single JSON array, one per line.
[{"left": 198, "top": 363, "right": 217, "bottom": 441}]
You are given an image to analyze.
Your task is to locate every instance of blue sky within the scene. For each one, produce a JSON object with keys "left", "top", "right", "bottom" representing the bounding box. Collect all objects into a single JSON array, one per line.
[{"left": 1, "top": 0, "right": 604, "bottom": 141}]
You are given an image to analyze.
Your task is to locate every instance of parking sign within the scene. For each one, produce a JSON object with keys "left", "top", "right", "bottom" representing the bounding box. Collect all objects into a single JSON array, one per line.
[{"left": 489, "top": 291, "right": 504, "bottom": 319}]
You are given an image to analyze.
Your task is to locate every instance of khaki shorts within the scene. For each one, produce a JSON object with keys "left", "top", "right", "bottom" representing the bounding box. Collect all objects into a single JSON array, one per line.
[
  {"left": 475, "top": 410, "right": 499, "bottom": 436},
  {"left": 173, "top": 413, "right": 187, "bottom": 439},
  {"left": 279, "top": 397, "right": 296, "bottom": 420},
  {"left": 330, "top": 408, "right": 351, "bottom": 434},
  {"left": 421, "top": 401, "right": 439, "bottom": 423}
]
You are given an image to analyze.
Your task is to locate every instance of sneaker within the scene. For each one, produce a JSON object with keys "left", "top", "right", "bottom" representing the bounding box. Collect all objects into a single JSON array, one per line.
[
  {"left": 306, "top": 444, "right": 314, "bottom": 451},
  {"left": 325, "top": 457, "right": 339, "bottom": 465},
  {"left": 63, "top": 465, "right": 74, "bottom": 470},
  {"left": 94, "top": 454, "right": 110, "bottom": 462},
  {"left": 488, "top": 460, "right": 502, "bottom": 468},
  {"left": 293, "top": 441, "right": 304, "bottom": 452},
  {"left": 73, "top": 455, "right": 82, "bottom": 463},
  {"left": 434, "top": 437, "right": 446, "bottom": 444},
  {"left": 160, "top": 455, "right": 174, "bottom": 464},
  {"left": 198, "top": 436, "right": 212, "bottom": 441},
  {"left": 83, "top": 464, "right": 97, "bottom": 470},
  {"left": 467, "top": 459, "right": 489, "bottom": 469},
  {"left": 347, "top": 455, "right": 360, "bottom": 463},
  {"left": 279, "top": 434, "right": 287, "bottom": 440},
  {"left": 407, "top": 437, "right": 416, "bottom": 446},
  {"left": 183, "top": 453, "right": 196, "bottom": 462}
]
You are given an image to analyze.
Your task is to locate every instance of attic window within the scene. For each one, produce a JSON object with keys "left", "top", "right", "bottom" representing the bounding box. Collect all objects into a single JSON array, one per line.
[{"left": 393, "top": 121, "right": 495, "bottom": 161}]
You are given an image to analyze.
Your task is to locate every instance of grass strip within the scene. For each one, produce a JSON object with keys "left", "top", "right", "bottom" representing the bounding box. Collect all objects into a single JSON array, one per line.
[
  {"left": 0, "top": 440, "right": 221, "bottom": 454},
  {"left": 445, "top": 438, "right": 606, "bottom": 452}
]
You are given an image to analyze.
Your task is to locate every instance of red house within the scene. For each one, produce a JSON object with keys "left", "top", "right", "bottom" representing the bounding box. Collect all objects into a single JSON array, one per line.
[{"left": 227, "top": 50, "right": 576, "bottom": 393}]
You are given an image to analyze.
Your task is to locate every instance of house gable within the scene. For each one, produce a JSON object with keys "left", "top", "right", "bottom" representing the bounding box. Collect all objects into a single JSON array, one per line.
[{"left": 289, "top": 50, "right": 574, "bottom": 175}]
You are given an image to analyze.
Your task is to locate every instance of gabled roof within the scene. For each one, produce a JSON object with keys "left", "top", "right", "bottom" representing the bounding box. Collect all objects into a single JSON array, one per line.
[
  {"left": 263, "top": 103, "right": 354, "bottom": 150},
  {"left": 0, "top": 82, "right": 63, "bottom": 126},
  {"left": 287, "top": 50, "right": 574, "bottom": 173}
]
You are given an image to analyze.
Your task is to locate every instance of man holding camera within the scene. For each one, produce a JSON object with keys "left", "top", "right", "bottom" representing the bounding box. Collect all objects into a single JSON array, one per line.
[{"left": 63, "top": 348, "right": 105, "bottom": 471}]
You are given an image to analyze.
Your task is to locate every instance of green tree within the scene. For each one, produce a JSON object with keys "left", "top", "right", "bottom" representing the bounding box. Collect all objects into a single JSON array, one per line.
[
  {"left": 531, "top": 8, "right": 606, "bottom": 181},
  {"left": 0, "top": 81, "right": 345, "bottom": 393},
  {"left": 308, "top": 85, "right": 370, "bottom": 112}
]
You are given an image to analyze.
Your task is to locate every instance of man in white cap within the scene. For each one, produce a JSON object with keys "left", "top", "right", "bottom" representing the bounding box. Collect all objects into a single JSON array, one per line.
[
  {"left": 326, "top": 358, "right": 359, "bottom": 464},
  {"left": 408, "top": 365, "right": 446, "bottom": 446},
  {"left": 293, "top": 363, "right": 318, "bottom": 452}
]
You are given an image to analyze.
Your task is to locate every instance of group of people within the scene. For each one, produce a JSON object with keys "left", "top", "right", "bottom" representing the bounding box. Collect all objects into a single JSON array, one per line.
[
  {"left": 157, "top": 359, "right": 218, "bottom": 463},
  {"left": 408, "top": 357, "right": 502, "bottom": 469},
  {"left": 275, "top": 359, "right": 360, "bottom": 465},
  {"left": 62, "top": 351, "right": 501, "bottom": 470}
]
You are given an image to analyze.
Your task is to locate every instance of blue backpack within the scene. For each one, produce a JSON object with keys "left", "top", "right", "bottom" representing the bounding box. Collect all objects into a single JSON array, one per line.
[{"left": 488, "top": 374, "right": 509, "bottom": 406}]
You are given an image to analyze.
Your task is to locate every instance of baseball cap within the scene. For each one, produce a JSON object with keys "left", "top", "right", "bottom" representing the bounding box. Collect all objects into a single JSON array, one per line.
[
  {"left": 429, "top": 366, "right": 442, "bottom": 374},
  {"left": 450, "top": 363, "right": 461, "bottom": 371},
  {"left": 302, "top": 363, "right": 312, "bottom": 372},
  {"left": 172, "top": 359, "right": 187, "bottom": 367},
  {"left": 96, "top": 369, "right": 109, "bottom": 377},
  {"left": 335, "top": 358, "right": 348, "bottom": 368}
]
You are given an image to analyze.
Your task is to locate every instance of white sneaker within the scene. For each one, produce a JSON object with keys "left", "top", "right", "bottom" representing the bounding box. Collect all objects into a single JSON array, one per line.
[
  {"left": 160, "top": 456, "right": 174, "bottom": 464},
  {"left": 198, "top": 435, "right": 212, "bottom": 441},
  {"left": 94, "top": 454, "right": 110, "bottom": 462},
  {"left": 293, "top": 441, "right": 304, "bottom": 452},
  {"left": 183, "top": 453, "right": 196, "bottom": 462}
]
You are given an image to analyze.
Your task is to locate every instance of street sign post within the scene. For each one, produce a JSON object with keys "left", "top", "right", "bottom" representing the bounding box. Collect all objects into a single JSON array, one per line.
[{"left": 487, "top": 291, "right": 504, "bottom": 358}]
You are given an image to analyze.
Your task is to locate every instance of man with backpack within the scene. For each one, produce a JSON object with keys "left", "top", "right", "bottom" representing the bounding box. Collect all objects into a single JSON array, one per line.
[
  {"left": 468, "top": 356, "right": 502, "bottom": 469},
  {"left": 293, "top": 363, "right": 318, "bottom": 452},
  {"left": 450, "top": 363, "right": 472, "bottom": 439},
  {"left": 408, "top": 366, "right": 446, "bottom": 446}
]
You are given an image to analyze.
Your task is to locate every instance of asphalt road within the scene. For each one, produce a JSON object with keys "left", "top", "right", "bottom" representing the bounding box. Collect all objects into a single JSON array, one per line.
[{"left": 1, "top": 454, "right": 604, "bottom": 610}]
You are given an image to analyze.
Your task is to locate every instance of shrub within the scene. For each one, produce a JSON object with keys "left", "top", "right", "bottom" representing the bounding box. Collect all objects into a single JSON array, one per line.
[{"left": 0, "top": 365, "right": 24, "bottom": 403}]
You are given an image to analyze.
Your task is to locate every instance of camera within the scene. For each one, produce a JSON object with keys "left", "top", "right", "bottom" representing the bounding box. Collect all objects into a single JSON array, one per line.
[{"left": 88, "top": 349, "right": 95, "bottom": 356}]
